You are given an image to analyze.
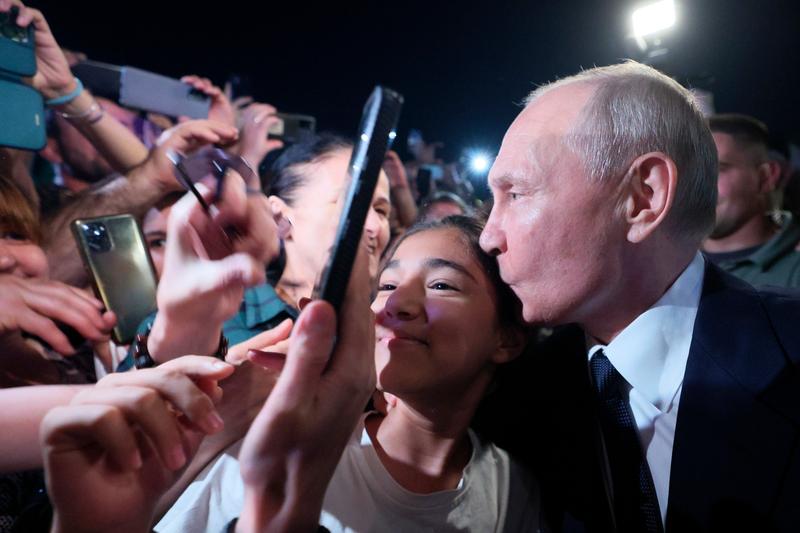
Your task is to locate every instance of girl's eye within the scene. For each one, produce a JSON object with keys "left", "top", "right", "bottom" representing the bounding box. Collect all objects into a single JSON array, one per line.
[
  {"left": 377, "top": 283, "right": 397, "bottom": 291},
  {"left": 148, "top": 238, "right": 166, "bottom": 249},
  {"left": 430, "top": 282, "right": 456, "bottom": 291}
]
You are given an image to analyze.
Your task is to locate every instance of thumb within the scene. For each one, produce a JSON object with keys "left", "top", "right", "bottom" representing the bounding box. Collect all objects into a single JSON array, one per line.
[{"left": 270, "top": 300, "right": 336, "bottom": 411}]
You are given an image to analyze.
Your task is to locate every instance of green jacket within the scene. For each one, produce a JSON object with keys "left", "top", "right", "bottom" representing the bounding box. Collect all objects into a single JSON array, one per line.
[{"left": 712, "top": 214, "right": 800, "bottom": 289}]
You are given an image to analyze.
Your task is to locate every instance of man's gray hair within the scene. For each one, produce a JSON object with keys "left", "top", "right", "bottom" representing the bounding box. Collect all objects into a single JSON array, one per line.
[{"left": 527, "top": 61, "right": 718, "bottom": 244}]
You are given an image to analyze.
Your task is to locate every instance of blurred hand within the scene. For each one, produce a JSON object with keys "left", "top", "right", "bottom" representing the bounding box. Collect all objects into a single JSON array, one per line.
[
  {"left": 0, "top": 0, "right": 74, "bottom": 100},
  {"left": 237, "top": 251, "right": 375, "bottom": 531},
  {"left": 148, "top": 176, "right": 280, "bottom": 361},
  {"left": 41, "top": 356, "right": 234, "bottom": 533},
  {"left": 137, "top": 119, "right": 239, "bottom": 193},
  {"left": 181, "top": 75, "right": 236, "bottom": 128},
  {"left": 383, "top": 150, "right": 410, "bottom": 190},
  {"left": 0, "top": 274, "right": 115, "bottom": 355},
  {"left": 235, "top": 103, "right": 285, "bottom": 180}
]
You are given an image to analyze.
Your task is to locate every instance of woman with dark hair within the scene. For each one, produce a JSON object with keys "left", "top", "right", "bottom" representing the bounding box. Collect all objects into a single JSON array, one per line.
[
  {"left": 263, "top": 133, "right": 392, "bottom": 305},
  {"left": 157, "top": 216, "right": 543, "bottom": 532}
]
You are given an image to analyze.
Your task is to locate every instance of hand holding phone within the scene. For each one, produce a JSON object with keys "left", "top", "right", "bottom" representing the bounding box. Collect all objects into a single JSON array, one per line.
[
  {"left": 71, "top": 215, "right": 157, "bottom": 345},
  {"left": 0, "top": 274, "right": 115, "bottom": 355},
  {"left": 144, "top": 170, "right": 280, "bottom": 362}
]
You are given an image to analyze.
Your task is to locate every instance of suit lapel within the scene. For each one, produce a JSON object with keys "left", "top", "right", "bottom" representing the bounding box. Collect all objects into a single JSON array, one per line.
[{"left": 666, "top": 265, "right": 800, "bottom": 532}]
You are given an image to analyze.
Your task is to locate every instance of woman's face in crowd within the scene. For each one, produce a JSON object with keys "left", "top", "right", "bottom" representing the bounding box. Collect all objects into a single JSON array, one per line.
[
  {"left": 371, "top": 228, "right": 504, "bottom": 400},
  {"left": 143, "top": 205, "right": 171, "bottom": 281},
  {"left": 286, "top": 148, "right": 391, "bottom": 282},
  {"left": 0, "top": 228, "right": 48, "bottom": 279}
]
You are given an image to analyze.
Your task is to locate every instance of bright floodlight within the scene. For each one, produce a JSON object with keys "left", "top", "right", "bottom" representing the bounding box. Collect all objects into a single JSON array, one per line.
[
  {"left": 632, "top": 0, "right": 676, "bottom": 39},
  {"left": 469, "top": 153, "right": 491, "bottom": 174}
]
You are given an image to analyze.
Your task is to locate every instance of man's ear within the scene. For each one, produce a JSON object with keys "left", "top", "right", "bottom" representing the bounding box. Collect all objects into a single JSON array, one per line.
[
  {"left": 622, "top": 152, "right": 677, "bottom": 243},
  {"left": 758, "top": 160, "right": 782, "bottom": 193},
  {"left": 268, "top": 195, "right": 294, "bottom": 239},
  {"left": 490, "top": 325, "right": 528, "bottom": 365}
]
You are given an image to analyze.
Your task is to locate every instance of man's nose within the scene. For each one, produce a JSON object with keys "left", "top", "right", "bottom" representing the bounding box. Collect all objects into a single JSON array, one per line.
[{"left": 480, "top": 212, "right": 506, "bottom": 256}]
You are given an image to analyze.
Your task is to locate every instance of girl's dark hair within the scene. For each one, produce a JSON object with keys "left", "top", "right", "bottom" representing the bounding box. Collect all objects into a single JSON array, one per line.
[
  {"left": 263, "top": 133, "right": 353, "bottom": 206},
  {"left": 381, "top": 215, "right": 522, "bottom": 330}
]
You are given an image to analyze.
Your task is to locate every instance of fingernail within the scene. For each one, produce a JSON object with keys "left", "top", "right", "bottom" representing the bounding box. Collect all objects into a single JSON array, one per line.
[
  {"left": 209, "top": 360, "right": 230, "bottom": 371},
  {"left": 203, "top": 411, "right": 224, "bottom": 433},
  {"left": 169, "top": 444, "right": 186, "bottom": 469}
]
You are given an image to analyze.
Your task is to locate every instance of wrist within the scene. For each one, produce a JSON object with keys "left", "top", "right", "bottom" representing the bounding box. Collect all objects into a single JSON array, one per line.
[
  {"left": 41, "top": 76, "right": 79, "bottom": 103},
  {"left": 238, "top": 486, "right": 320, "bottom": 533},
  {"left": 147, "top": 314, "right": 222, "bottom": 363}
]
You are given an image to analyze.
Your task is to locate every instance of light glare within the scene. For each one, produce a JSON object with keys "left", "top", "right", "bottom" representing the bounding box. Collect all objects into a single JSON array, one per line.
[{"left": 632, "top": 0, "right": 676, "bottom": 38}]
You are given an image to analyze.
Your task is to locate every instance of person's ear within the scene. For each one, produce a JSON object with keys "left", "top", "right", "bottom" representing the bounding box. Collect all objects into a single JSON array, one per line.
[
  {"left": 490, "top": 325, "right": 528, "bottom": 365},
  {"left": 268, "top": 195, "right": 294, "bottom": 240},
  {"left": 758, "top": 160, "right": 782, "bottom": 193},
  {"left": 622, "top": 152, "right": 677, "bottom": 243}
]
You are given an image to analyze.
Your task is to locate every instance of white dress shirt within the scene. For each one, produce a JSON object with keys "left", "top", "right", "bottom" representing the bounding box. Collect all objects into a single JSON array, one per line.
[{"left": 587, "top": 252, "right": 705, "bottom": 525}]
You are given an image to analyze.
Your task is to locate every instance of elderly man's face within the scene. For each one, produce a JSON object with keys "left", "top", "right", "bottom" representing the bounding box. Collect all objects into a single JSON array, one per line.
[{"left": 480, "top": 84, "right": 626, "bottom": 325}]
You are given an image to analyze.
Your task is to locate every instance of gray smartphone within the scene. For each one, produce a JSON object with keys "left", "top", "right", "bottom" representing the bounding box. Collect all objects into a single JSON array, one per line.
[
  {"left": 71, "top": 214, "right": 158, "bottom": 345},
  {"left": 71, "top": 60, "right": 211, "bottom": 119},
  {"left": 268, "top": 113, "right": 316, "bottom": 144}
]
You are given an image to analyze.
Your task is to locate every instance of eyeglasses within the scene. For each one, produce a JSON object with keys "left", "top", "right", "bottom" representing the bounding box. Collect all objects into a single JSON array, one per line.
[{"left": 166, "top": 147, "right": 257, "bottom": 213}]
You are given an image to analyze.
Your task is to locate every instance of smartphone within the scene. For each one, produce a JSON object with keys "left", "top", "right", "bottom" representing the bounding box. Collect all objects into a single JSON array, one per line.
[
  {"left": 71, "top": 60, "right": 211, "bottom": 119},
  {"left": 311, "top": 86, "right": 404, "bottom": 313},
  {"left": 0, "top": 7, "right": 35, "bottom": 77},
  {"left": 0, "top": 74, "right": 45, "bottom": 150},
  {"left": 416, "top": 167, "right": 433, "bottom": 199},
  {"left": 268, "top": 113, "right": 316, "bottom": 144},
  {"left": 71, "top": 214, "right": 158, "bottom": 345}
]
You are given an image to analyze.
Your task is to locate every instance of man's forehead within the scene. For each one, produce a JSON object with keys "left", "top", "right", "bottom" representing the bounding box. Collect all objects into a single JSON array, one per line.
[{"left": 489, "top": 83, "right": 594, "bottom": 186}]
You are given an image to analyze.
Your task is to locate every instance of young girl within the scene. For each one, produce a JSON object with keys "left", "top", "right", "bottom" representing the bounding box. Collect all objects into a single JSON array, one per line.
[
  {"left": 319, "top": 215, "right": 541, "bottom": 532},
  {"left": 157, "top": 216, "right": 542, "bottom": 532}
]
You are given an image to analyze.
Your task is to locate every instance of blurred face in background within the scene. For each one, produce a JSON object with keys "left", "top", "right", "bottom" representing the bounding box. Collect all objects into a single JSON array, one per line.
[
  {"left": 709, "top": 132, "right": 773, "bottom": 239},
  {"left": 275, "top": 148, "right": 392, "bottom": 287},
  {"left": 143, "top": 205, "right": 171, "bottom": 281}
]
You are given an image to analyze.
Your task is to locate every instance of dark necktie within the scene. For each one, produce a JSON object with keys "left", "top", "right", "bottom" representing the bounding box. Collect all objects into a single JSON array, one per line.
[{"left": 590, "top": 349, "right": 664, "bottom": 533}]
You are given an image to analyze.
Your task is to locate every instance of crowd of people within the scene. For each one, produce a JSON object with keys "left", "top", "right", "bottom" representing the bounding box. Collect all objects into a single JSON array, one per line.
[{"left": 0, "top": 1, "right": 798, "bottom": 532}]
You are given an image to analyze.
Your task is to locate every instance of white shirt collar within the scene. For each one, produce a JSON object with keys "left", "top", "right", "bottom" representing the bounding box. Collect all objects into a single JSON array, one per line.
[{"left": 587, "top": 252, "right": 705, "bottom": 412}]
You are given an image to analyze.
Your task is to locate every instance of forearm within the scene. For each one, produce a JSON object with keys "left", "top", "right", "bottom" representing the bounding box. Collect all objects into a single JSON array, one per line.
[
  {"left": 42, "top": 163, "right": 170, "bottom": 286},
  {"left": 55, "top": 89, "right": 148, "bottom": 173},
  {"left": 0, "top": 385, "right": 88, "bottom": 472},
  {"left": 391, "top": 186, "right": 418, "bottom": 228}
]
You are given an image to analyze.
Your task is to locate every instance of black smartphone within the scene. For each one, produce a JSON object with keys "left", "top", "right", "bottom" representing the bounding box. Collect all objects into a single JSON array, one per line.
[
  {"left": 311, "top": 86, "right": 404, "bottom": 313},
  {"left": 0, "top": 7, "right": 35, "bottom": 77},
  {"left": 71, "top": 214, "right": 158, "bottom": 345},
  {"left": 416, "top": 167, "right": 433, "bottom": 199},
  {"left": 268, "top": 113, "right": 316, "bottom": 144}
]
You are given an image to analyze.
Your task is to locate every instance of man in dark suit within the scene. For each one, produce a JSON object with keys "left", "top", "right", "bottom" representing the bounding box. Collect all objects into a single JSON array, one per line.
[{"left": 478, "top": 61, "right": 800, "bottom": 532}]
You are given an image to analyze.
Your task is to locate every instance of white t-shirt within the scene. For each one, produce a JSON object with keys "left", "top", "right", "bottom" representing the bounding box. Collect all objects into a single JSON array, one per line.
[
  {"left": 156, "top": 416, "right": 542, "bottom": 533},
  {"left": 320, "top": 416, "right": 542, "bottom": 533}
]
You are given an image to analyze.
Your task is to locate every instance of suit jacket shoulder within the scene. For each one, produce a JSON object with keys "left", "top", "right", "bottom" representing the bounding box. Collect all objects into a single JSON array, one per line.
[{"left": 667, "top": 264, "right": 800, "bottom": 533}]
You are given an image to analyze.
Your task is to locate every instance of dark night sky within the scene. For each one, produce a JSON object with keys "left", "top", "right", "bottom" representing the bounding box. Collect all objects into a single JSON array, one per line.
[{"left": 33, "top": 0, "right": 800, "bottom": 161}]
